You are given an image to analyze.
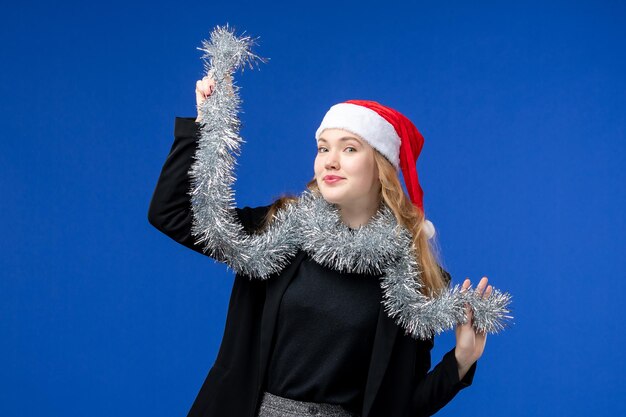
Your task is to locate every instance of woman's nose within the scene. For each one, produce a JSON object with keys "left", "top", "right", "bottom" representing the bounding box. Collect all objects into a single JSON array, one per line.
[{"left": 325, "top": 155, "right": 339, "bottom": 170}]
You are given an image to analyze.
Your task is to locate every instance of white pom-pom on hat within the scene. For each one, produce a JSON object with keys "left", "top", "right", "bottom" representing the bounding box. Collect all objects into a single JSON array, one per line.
[{"left": 423, "top": 219, "right": 436, "bottom": 239}]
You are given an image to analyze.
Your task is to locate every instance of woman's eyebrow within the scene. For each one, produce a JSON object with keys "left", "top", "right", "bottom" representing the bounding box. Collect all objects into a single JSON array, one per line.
[{"left": 317, "top": 136, "right": 362, "bottom": 144}]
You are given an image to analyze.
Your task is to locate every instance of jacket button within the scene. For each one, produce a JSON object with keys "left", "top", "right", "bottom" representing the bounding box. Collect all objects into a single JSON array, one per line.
[{"left": 308, "top": 405, "right": 319, "bottom": 414}]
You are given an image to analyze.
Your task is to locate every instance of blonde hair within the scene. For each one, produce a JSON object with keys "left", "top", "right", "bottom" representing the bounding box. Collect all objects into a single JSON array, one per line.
[{"left": 261, "top": 150, "right": 448, "bottom": 295}]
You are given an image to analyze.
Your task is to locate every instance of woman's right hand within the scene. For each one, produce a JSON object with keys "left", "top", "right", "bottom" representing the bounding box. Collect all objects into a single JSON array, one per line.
[
  {"left": 195, "top": 70, "right": 216, "bottom": 122},
  {"left": 195, "top": 71, "right": 233, "bottom": 122}
]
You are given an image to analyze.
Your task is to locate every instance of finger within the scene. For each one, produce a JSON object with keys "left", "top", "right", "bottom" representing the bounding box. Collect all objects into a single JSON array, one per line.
[
  {"left": 195, "top": 81, "right": 205, "bottom": 104},
  {"left": 475, "top": 276, "right": 488, "bottom": 297},
  {"left": 465, "top": 304, "right": 474, "bottom": 324},
  {"left": 461, "top": 278, "right": 471, "bottom": 293},
  {"left": 200, "top": 79, "right": 210, "bottom": 96},
  {"left": 196, "top": 81, "right": 208, "bottom": 99},
  {"left": 484, "top": 285, "right": 493, "bottom": 299},
  {"left": 205, "top": 83, "right": 215, "bottom": 98}
]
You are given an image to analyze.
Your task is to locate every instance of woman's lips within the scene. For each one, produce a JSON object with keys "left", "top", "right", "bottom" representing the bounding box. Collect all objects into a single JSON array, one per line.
[{"left": 323, "top": 176, "right": 344, "bottom": 184}]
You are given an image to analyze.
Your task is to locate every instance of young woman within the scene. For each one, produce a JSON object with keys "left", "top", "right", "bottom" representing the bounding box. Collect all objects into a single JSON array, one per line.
[{"left": 148, "top": 27, "right": 510, "bottom": 417}]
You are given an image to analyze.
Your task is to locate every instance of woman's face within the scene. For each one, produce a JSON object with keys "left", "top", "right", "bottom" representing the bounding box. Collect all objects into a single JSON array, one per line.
[{"left": 314, "top": 128, "right": 381, "bottom": 211}]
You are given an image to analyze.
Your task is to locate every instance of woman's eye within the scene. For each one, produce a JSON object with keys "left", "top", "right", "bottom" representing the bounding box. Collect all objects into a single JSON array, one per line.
[{"left": 317, "top": 146, "right": 356, "bottom": 153}]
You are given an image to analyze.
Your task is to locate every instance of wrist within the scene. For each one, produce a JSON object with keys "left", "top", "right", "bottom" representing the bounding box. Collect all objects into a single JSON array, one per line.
[{"left": 454, "top": 347, "right": 475, "bottom": 377}]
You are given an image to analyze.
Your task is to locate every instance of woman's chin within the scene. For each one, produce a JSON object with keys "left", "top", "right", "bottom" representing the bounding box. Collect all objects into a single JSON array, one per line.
[{"left": 319, "top": 190, "right": 345, "bottom": 206}]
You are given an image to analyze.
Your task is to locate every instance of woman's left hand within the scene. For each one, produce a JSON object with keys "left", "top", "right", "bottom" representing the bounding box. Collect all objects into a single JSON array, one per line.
[{"left": 454, "top": 277, "right": 492, "bottom": 380}]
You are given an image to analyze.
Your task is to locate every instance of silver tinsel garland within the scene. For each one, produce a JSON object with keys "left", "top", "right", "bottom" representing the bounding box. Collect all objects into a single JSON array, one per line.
[{"left": 189, "top": 25, "right": 513, "bottom": 340}]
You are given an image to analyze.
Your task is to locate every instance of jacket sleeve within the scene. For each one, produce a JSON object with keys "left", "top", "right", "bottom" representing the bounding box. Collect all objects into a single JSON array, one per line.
[
  {"left": 411, "top": 341, "right": 477, "bottom": 417},
  {"left": 409, "top": 266, "right": 477, "bottom": 416},
  {"left": 147, "top": 117, "right": 271, "bottom": 257}
]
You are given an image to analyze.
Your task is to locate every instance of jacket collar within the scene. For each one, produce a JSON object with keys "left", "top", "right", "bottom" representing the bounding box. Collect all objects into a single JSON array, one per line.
[{"left": 257, "top": 250, "right": 399, "bottom": 417}]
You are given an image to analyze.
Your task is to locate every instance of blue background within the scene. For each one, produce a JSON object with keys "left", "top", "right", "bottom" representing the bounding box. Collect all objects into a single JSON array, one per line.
[{"left": 2, "top": 1, "right": 625, "bottom": 416}]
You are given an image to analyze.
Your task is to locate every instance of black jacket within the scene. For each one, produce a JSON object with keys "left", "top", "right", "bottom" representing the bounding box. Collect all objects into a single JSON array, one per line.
[{"left": 147, "top": 117, "right": 476, "bottom": 417}]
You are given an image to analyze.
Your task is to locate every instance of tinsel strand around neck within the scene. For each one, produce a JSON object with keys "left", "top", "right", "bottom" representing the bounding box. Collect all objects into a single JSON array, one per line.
[{"left": 187, "top": 25, "right": 513, "bottom": 340}]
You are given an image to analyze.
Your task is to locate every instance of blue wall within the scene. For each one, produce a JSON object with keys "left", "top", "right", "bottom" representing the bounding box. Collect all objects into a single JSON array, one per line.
[{"left": 2, "top": 1, "right": 625, "bottom": 416}]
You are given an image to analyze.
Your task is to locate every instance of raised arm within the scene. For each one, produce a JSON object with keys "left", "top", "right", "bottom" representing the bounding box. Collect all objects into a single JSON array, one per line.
[
  {"left": 147, "top": 117, "right": 272, "bottom": 256},
  {"left": 150, "top": 26, "right": 297, "bottom": 280}
]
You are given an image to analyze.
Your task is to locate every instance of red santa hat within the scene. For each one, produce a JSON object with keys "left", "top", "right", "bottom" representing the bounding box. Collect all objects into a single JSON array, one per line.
[{"left": 315, "top": 99, "right": 436, "bottom": 239}]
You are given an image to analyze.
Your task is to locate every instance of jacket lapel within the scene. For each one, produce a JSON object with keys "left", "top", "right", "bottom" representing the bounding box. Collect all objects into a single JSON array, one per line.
[{"left": 361, "top": 302, "right": 400, "bottom": 417}]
